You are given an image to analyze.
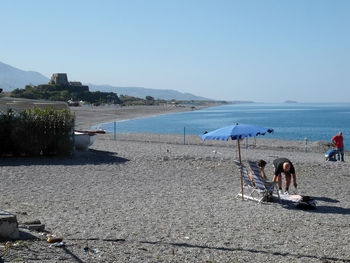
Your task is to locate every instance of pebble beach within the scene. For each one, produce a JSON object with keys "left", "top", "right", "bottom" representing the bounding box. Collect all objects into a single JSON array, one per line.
[{"left": 1, "top": 105, "right": 350, "bottom": 262}]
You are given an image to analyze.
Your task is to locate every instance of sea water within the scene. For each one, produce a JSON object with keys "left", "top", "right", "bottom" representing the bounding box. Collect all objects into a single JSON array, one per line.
[{"left": 97, "top": 103, "right": 350, "bottom": 149}]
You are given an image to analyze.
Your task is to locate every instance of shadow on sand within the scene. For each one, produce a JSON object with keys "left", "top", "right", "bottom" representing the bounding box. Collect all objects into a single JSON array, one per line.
[
  {"left": 61, "top": 246, "right": 85, "bottom": 263},
  {"left": 286, "top": 204, "right": 350, "bottom": 215},
  {"left": 18, "top": 230, "right": 38, "bottom": 240},
  {"left": 0, "top": 149, "right": 129, "bottom": 166},
  {"left": 281, "top": 195, "right": 350, "bottom": 214},
  {"left": 310, "top": 196, "right": 339, "bottom": 203},
  {"left": 140, "top": 240, "right": 350, "bottom": 262},
  {"left": 0, "top": 231, "right": 84, "bottom": 263}
]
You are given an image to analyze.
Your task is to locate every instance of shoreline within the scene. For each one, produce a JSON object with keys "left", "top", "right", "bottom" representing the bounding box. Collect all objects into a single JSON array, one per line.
[
  {"left": 70, "top": 103, "right": 341, "bottom": 153},
  {"left": 96, "top": 132, "right": 337, "bottom": 155},
  {"left": 70, "top": 102, "right": 223, "bottom": 130}
]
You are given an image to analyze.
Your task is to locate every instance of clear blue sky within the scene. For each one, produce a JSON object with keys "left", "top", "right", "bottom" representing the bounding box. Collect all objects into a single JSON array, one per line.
[{"left": 1, "top": 0, "right": 349, "bottom": 102}]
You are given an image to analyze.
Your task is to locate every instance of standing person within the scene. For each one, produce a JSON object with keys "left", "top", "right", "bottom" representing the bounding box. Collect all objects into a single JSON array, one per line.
[
  {"left": 273, "top": 158, "right": 297, "bottom": 194},
  {"left": 331, "top": 132, "right": 344, "bottom": 162}
]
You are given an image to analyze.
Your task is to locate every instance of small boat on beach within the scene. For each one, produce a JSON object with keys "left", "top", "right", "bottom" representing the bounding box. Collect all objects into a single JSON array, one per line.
[{"left": 74, "top": 129, "right": 106, "bottom": 151}]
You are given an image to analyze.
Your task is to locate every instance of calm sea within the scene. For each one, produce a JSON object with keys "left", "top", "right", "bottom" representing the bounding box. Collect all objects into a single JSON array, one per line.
[{"left": 97, "top": 103, "right": 350, "bottom": 149}]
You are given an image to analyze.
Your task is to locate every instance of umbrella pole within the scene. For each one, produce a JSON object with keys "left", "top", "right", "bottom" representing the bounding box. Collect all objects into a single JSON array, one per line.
[{"left": 237, "top": 139, "right": 244, "bottom": 200}]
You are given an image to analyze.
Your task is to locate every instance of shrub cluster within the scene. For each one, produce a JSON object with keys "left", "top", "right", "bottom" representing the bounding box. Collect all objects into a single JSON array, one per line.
[{"left": 0, "top": 108, "right": 74, "bottom": 157}]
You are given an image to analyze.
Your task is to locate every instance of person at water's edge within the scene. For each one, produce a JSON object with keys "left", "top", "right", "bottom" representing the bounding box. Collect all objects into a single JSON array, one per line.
[{"left": 332, "top": 131, "right": 344, "bottom": 162}]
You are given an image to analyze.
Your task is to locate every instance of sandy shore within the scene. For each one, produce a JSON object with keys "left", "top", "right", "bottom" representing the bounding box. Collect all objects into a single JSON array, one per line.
[
  {"left": 70, "top": 103, "right": 219, "bottom": 130},
  {"left": 1, "top": 105, "right": 350, "bottom": 262}
]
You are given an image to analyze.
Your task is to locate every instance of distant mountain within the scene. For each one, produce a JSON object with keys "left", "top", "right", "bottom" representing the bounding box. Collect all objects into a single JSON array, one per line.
[
  {"left": 0, "top": 61, "right": 49, "bottom": 91},
  {"left": 87, "top": 84, "right": 211, "bottom": 101},
  {"left": 0, "top": 61, "right": 211, "bottom": 100}
]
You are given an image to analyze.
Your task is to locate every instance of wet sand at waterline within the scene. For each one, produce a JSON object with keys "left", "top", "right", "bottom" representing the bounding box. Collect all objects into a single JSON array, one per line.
[{"left": 0, "top": 105, "right": 349, "bottom": 262}]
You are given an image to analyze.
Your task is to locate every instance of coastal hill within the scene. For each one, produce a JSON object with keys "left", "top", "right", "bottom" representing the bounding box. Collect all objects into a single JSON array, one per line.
[
  {"left": 88, "top": 84, "right": 210, "bottom": 101},
  {"left": 0, "top": 61, "right": 49, "bottom": 91},
  {"left": 0, "top": 61, "right": 210, "bottom": 101}
]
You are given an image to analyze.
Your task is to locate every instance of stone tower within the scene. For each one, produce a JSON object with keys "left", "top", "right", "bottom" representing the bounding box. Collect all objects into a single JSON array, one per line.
[{"left": 49, "top": 73, "right": 69, "bottom": 85}]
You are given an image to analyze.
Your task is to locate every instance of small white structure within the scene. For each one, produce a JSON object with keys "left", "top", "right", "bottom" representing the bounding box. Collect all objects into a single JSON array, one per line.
[{"left": 74, "top": 131, "right": 96, "bottom": 151}]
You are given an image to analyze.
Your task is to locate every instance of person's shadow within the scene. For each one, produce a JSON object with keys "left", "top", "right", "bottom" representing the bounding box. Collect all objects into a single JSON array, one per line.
[
  {"left": 281, "top": 195, "right": 350, "bottom": 214},
  {"left": 310, "top": 196, "right": 339, "bottom": 203}
]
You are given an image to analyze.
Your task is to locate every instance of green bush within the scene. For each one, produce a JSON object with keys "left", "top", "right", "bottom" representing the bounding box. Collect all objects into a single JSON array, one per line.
[
  {"left": 0, "top": 108, "right": 74, "bottom": 157},
  {"left": 0, "top": 109, "right": 18, "bottom": 155}
]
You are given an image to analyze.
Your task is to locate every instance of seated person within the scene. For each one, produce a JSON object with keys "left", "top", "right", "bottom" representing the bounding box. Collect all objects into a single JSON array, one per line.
[
  {"left": 325, "top": 149, "right": 337, "bottom": 161},
  {"left": 249, "top": 159, "right": 267, "bottom": 185}
]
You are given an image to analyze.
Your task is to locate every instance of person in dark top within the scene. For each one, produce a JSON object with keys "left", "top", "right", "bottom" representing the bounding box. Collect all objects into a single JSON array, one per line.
[{"left": 273, "top": 158, "right": 297, "bottom": 194}]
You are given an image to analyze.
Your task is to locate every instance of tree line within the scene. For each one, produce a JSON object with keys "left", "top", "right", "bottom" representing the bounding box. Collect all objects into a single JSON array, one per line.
[
  {"left": 9, "top": 84, "right": 165, "bottom": 106},
  {"left": 6, "top": 84, "right": 218, "bottom": 106},
  {"left": 10, "top": 84, "right": 121, "bottom": 105}
]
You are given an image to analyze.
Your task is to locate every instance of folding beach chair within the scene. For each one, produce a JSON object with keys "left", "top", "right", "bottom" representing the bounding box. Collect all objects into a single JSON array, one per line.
[
  {"left": 234, "top": 160, "right": 254, "bottom": 187},
  {"left": 247, "top": 160, "right": 280, "bottom": 202},
  {"left": 234, "top": 160, "right": 267, "bottom": 202}
]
